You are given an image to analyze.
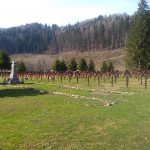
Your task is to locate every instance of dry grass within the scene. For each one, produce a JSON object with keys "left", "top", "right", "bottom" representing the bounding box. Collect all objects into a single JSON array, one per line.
[{"left": 12, "top": 49, "right": 125, "bottom": 71}]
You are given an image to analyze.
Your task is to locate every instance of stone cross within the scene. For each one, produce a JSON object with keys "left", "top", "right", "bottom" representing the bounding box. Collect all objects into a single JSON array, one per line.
[
  {"left": 6, "top": 61, "right": 21, "bottom": 84},
  {"left": 9, "top": 61, "right": 17, "bottom": 78}
]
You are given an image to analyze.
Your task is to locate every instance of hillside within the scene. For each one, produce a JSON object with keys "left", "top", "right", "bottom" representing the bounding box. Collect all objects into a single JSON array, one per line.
[
  {"left": 0, "top": 14, "right": 130, "bottom": 54},
  {"left": 13, "top": 49, "right": 125, "bottom": 71}
]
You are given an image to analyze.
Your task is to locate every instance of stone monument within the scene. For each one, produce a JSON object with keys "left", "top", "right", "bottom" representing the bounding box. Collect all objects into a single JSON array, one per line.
[{"left": 6, "top": 61, "right": 21, "bottom": 84}]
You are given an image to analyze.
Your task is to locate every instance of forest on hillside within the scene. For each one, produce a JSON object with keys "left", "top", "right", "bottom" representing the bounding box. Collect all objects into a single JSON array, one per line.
[{"left": 0, "top": 14, "right": 130, "bottom": 54}]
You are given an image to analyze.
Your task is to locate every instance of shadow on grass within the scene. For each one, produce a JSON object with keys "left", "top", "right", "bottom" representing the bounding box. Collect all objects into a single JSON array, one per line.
[{"left": 0, "top": 88, "right": 47, "bottom": 98}]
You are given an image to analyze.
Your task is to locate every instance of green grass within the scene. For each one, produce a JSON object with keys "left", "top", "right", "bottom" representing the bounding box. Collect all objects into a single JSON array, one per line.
[{"left": 0, "top": 77, "right": 150, "bottom": 150}]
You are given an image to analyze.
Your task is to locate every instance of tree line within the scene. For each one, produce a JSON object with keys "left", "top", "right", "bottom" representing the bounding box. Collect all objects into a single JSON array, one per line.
[
  {"left": 0, "top": 14, "right": 130, "bottom": 54},
  {"left": 0, "top": 50, "right": 114, "bottom": 72},
  {"left": 52, "top": 58, "right": 114, "bottom": 72}
]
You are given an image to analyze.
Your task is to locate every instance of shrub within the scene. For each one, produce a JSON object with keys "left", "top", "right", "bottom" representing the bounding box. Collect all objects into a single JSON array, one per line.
[
  {"left": 88, "top": 59, "right": 95, "bottom": 71},
  {"left": 78, "top": 58, "right": 88, "bottom": 71},
  {"left": 0, "top": 50, "right": 11, "bottom": 70},
  {"left": 18, "top": 62, "right": 26, "bottom": 73},
  {"left": 101, "top": 60, "right": 114, "bottom": 72},
  {"left": 52, "top": 59, "right": 68, "bottom": 71},
  {"left": 68, "top": 58, "right": 77, "bottom": 71}
]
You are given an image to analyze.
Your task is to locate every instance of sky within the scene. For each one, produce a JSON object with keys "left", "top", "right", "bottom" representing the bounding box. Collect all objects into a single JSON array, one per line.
[{"left": 0, "top": 0, "right": 148, "bottom": 28}]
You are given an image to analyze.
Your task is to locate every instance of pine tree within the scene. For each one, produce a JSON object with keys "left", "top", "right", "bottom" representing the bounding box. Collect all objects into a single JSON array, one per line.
[
  {"left": 0, "top": 50, "right": 11, "bottom": 70},
  {"left": 59, "top": 60, "right": 68, "bottom": 72},
  {"left": 126, "top": 0, "right": 150, "bottom": 69},
  {"left": 78, "top": 58, "right": 88, "bottom": 71},
  {"left": 101, "top": 61, "right": 108, "bottom": 72},
  {"left": 52, "top": 59, "right": 60, "bottom": 71},
  {"left": 88, "top": 59, "right": 95, "bottom": 71},
  {"left": 107, "top": 60, "right": 114, "bottom": 71},
  {"left": 18, "top": 62, "right": 26, "bottom": 73},
  {"left": 52, "top": 59, "right": 68, "bottom": 71},
  {"left": 68, "top": 58, "right": 77, "bottom": 71}
]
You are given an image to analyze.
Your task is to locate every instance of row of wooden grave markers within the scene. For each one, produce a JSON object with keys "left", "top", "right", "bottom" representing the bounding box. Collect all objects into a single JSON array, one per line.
[
  {"left": 0, "top": 70, "right": 149, "bottom": 89},
  {"left": 50, "top": 70, "right": 149, "bottom": 89}
]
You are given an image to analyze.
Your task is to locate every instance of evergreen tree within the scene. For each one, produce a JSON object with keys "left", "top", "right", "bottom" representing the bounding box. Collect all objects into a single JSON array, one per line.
[
  {"left": 52, "top": 59, "right": 68, "bottom": 71},
  {"left": 59, "top": 60, "right": 68, "bottom": 72},
  {"left": 52, "top": 59, "right": 60, "bottom": 71},
  {"left": 68, "top": 58, "right": 77, "bottom": 71},
  {"left": 18, "top": 62, "right": 26, "bottom": 73},
  {"left": 88, "top": 59, "right": 95, "bottom": 71},
  {"left": 107, "top": 60, "right": 114, "bottom": 71},
  {"left": 0, "top": 50, "right": 11, "bottom": 70},
  {"left": 101, "top": 61, "right": 108, "bottom": 72},
  {"left": 126, "top": 0, "right": 150, "bottom": 69},
  {"left": 78, "top": 58, "right": 88, "bottom": 71}
]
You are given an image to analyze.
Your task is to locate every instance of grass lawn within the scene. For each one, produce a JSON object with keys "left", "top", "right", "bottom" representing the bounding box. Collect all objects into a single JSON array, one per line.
[{"left": 0, "top": 77, "right": 150, "bottom": 150}]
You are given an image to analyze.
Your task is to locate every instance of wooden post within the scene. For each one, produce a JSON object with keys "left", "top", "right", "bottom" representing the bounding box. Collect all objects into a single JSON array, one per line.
[
  {"left": 126, "top": 75, "right": 129, "bottom": 88},
  {"left": 114, "top": 76, "right": 117, "bottom": 84},
  {"left": 111, "top": 76, "right": 114, "bottom": 86},
  {"left": 48, "top": 74, "right": 50, "bottom": 81},
  {"left": 140, "top": 76, "right": 143, "bottom": 85},
  {"left": 103, "top": 75, "right": 105, "bottom": 82},
  {"left": 98, "top": 75, "right": 100, "bottom": 85},
  {"left": 40, "top": 74, "right": 42, "bottom": 81},
  {"left": 123, "top": 70, "right": 132, "bottom": 88},
  {"left": 87, "top": 75, "right": 90, "bottom": 85},
  {"left": 69, "top": 75, "right": 71, "bottom": 83},
  {"left": 60, "top": 75, "right": 62, "bottom": 83},
  {"left": 76, "top": 75, "right": 79, "bottom": 84},
  {"left": 145, "top": 75, "right": 147, "bottom": 89}
]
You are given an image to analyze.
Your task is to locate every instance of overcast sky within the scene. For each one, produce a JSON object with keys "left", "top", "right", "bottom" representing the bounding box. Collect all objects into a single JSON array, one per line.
[{"left": 0, "top": 0, "right": 148, "bottom": 28}]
